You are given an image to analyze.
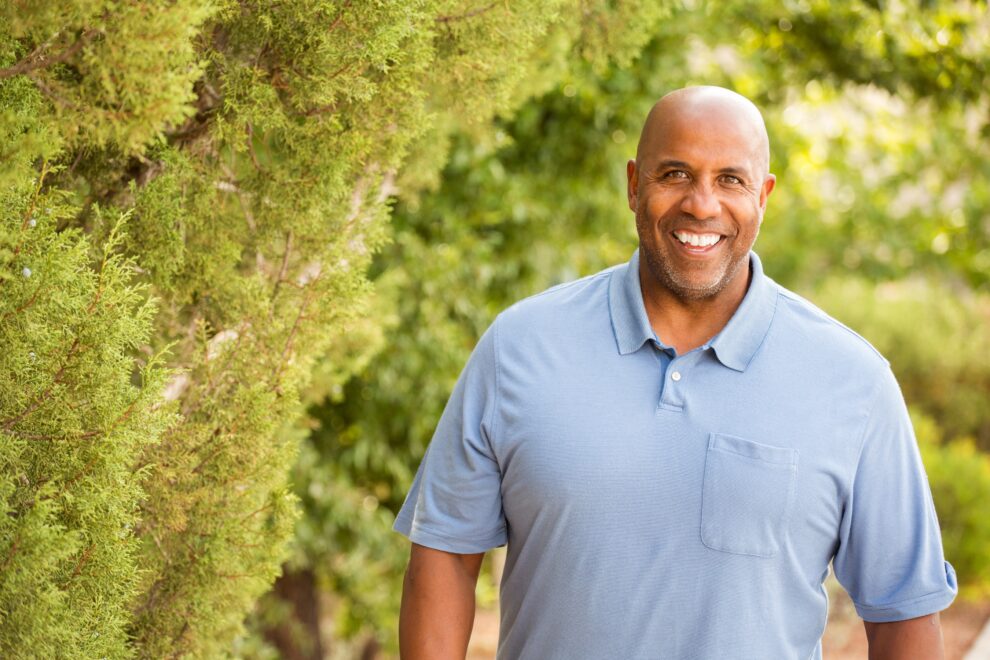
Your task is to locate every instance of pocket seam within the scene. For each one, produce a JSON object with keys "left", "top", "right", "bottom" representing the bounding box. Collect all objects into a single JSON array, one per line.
[
  {"left": 709, "top": 432, "right": 798, "bottom": 466},
  {"left": 708, "top": 445, "right": 798, "bottom": 468}
]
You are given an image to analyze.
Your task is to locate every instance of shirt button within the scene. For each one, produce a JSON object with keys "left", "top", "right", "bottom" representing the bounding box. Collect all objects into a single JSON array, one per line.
[{"left": 671, "top": 371, "right": 682, "bottom": 382}]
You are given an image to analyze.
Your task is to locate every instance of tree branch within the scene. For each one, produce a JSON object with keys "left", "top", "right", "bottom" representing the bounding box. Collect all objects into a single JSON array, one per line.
[
  {"left": 0, "top": 29, "right": 100, "bottom": 80},
  {"left": 271, "top": 230, "right": 293, "bottom": 304},
  {"left": 436, "top": 2, "right": 498, "bottom": 23},
  {"left": 1, "top": 338, "right": 81, "bottom": 431},
  {"left": 70, "top": 543, "right": 95, "bottom": 579}
]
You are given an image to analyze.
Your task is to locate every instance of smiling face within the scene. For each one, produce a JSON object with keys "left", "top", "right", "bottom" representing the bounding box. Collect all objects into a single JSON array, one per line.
[{"left": 628, "top": 87, "right": 775, "bottom": 304}]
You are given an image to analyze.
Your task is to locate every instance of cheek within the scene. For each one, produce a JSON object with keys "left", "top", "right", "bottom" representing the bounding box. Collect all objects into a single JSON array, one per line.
[
  {"left": 728, "top": 197, "right": 763, "bottom": 229},
  {"left": 643, "top": 193, "right": 677, "bottom": 224}
]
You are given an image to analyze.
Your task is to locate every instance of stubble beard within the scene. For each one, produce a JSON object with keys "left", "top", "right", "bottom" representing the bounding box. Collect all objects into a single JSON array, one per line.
[{"left": 636, "top": 207, "right": 754, "bottom": 303}]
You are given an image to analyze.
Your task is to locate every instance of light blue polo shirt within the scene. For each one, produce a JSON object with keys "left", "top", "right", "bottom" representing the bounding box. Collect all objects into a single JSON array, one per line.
[{"left": 394, "top": 249, "right": 957, "bottom": 659}]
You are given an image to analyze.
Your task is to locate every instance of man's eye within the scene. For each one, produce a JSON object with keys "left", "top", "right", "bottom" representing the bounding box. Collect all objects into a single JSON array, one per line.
[
  {"left": 664, "top": 170, "right": 688, "bottom": 179},
  {"left": 722, "top": 175, "right": 743, "bottom": 185}
]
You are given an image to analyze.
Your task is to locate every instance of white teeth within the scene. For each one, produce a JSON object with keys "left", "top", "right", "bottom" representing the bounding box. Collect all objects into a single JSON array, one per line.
[{"left": 674, "top": 232, "right": 721, "bottom": 247}]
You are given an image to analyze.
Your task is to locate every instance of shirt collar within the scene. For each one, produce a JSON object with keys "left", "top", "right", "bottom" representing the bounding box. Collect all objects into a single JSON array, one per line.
[
  {"left": 608, "top": 248, "right": 658, "bottom": 356},
  {"left": 607, "top": 248, "right": 778, "bottom": 371}
]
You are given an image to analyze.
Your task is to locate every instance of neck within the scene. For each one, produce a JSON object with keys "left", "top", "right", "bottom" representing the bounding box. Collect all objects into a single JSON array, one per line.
[{"left": 639, "top": 262, "right": 751, "bottom": 355}]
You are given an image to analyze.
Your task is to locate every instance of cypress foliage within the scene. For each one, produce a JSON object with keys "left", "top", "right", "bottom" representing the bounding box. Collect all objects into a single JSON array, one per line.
[
  {"left": 1, "top": 23, "right": 176, "bottom": 653},
  {"left": 0, "top": 166, "right": 173, "bottom": 657}
]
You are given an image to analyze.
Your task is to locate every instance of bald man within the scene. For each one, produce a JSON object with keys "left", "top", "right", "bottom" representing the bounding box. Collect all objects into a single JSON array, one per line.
[{"left": 394, "top": 86, "right": 957, "bottom": 659}]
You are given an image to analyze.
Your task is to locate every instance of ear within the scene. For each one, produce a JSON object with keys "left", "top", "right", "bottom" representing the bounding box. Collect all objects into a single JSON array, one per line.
[
  {"left": 626, "top": 159, "right": 638, "bottom": 212},
  {"left": 758, "top": 173, "right": 776, "bottom": 213}
]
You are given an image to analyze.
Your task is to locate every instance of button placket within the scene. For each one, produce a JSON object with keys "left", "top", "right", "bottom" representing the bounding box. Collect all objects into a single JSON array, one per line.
[{"left": 661, "top": 357, "right": 686, "bottom": 409}]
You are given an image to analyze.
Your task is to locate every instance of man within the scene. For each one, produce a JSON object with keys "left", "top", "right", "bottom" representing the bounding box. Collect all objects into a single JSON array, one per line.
[{"left": 393, "top": 86, "right": 957, "bottom": 659}]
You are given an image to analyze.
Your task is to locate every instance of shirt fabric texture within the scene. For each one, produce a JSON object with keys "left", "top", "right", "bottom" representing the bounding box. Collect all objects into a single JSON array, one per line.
[{"left": 394, "top": 249, "right": 958, "bottom": 660}]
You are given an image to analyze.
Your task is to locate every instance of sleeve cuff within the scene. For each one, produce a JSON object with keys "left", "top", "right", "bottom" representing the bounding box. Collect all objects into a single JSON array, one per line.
[
  {"left": 393, "top": 514, "right": 507, "bottom": 554},
  {"left": 854, "top": 561, "right": 958, "bottom": 622}
]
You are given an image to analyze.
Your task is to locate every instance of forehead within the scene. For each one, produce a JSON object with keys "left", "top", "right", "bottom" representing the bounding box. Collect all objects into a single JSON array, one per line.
[{"left": 640, "top": 102, "right": 765, "bottom": 172}]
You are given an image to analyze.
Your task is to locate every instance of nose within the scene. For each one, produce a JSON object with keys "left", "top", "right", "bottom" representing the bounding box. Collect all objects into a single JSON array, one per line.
[{"left": 680, "top": 182, "right": 721, "bottom": 220}]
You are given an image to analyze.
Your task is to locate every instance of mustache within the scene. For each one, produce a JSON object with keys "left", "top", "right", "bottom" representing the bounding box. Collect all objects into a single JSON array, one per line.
[
  {"left": 634, "top": 208, "right": 730, "bottom": 235},
  {"left": 663, "top": 217, "right": 727, "bottom": 233}
]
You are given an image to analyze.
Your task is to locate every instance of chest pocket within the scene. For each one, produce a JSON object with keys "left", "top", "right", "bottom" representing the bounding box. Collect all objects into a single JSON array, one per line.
[{"left": 701, "top": 433, "right": 798, "bottom": 558}]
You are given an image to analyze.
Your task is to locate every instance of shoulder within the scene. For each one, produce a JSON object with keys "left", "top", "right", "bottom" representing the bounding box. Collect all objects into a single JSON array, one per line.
[
  {"left": 495, "top": 263, "right": 619, "bottom": 337},
  {"left": 769, "top": 279, "right": 890, "bottom": 374}
]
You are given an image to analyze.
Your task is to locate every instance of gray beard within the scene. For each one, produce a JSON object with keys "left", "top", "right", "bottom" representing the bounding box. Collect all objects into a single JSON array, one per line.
[{"left": 637, "top": 212, "right": 755, "bottom": 303}]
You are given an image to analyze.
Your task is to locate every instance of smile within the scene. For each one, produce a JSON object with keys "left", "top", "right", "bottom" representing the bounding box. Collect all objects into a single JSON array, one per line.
[{"left": 672, "top": 231, "right": 724, "bottom": 248}]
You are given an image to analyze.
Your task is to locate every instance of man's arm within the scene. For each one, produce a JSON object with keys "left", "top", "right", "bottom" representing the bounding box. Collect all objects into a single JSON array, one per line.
[
  {"left": 864, "top": 613, "right": 945, "bottom": 660},
  {"left": 399, "top": 543, "right": 485, "bottom": 660}
]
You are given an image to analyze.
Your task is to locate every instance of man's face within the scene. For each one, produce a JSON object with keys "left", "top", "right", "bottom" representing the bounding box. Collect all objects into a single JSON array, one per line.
[{"left": 627, "top": 102, "right": 775, "bottom": 303}]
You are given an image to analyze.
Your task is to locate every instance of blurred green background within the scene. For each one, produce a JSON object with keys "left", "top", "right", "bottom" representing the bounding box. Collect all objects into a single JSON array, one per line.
[{"left": 279, "top": 1, "right": 990, "bottom": 656}]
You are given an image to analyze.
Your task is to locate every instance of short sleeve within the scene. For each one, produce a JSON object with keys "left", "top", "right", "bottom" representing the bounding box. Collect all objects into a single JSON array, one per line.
[
  {"left": 392, "top": 318, "right": 506, "bottom": 554},
  {"left": 833, "top": 364, "right": 957, "bottom": 622}
]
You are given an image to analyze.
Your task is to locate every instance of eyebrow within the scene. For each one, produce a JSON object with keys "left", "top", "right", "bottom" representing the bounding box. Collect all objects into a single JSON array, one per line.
[{"left": 652, "top": 160, "right": 691, "bottom": 173}]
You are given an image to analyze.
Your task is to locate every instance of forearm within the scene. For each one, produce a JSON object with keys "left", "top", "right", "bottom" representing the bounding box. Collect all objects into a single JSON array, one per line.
[
  {"left": 864, "top": 613, "right": 945, "bottom": 660},
  {"left": 399, "top": 544, "right": 484, "bottom": 660}
]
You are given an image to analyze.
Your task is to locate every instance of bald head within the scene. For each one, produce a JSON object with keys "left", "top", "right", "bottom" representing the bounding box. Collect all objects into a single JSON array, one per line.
[{"left": 636, "top": 86, "right": 771, "bottom": 176}]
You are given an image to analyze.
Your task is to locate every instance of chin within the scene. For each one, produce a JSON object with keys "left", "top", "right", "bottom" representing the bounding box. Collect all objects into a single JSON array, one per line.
[
  {"left": 671, "top": 280, "right": 728, "bottom": 301},
  {"left": 662, "top": 264, "right": 733, "bottom": 299}
]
